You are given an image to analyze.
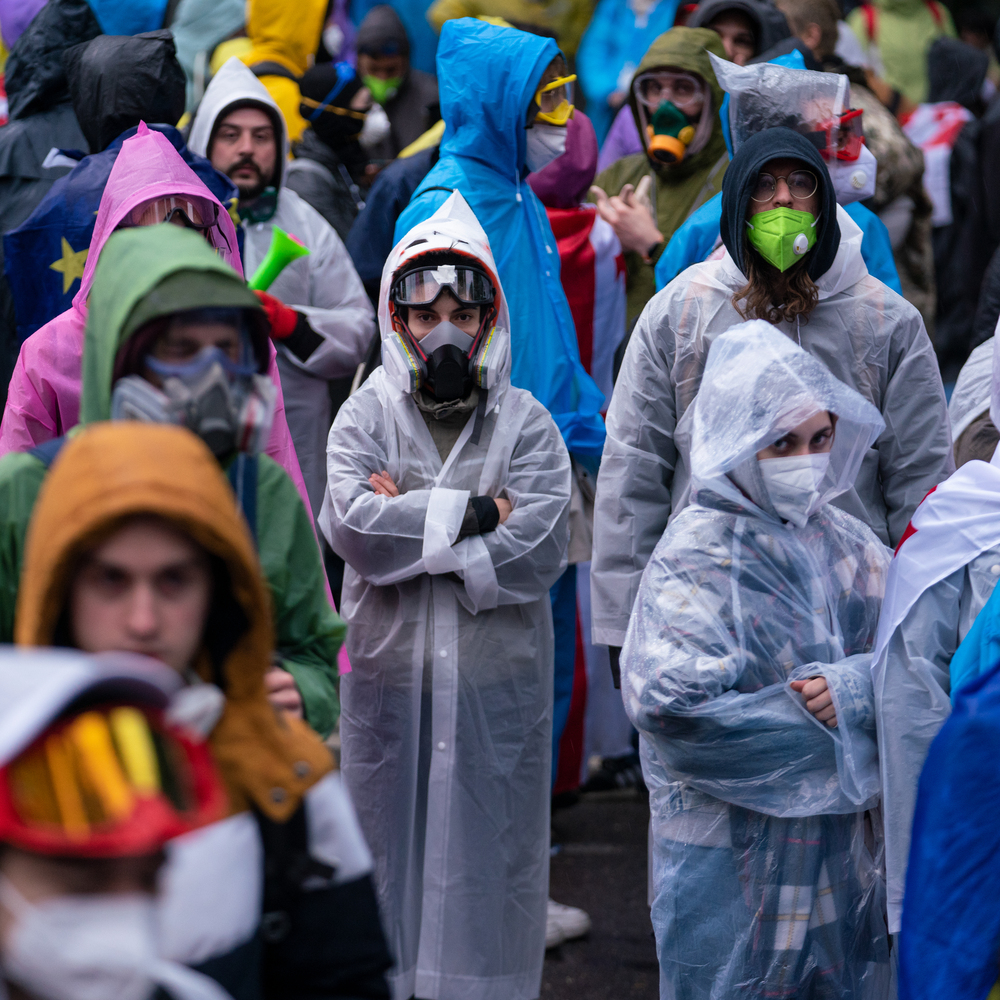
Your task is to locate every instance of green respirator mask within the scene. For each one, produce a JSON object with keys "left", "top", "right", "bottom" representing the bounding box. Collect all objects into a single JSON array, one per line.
[
  {"left": 363, "top": 75, "right": 402, "bottom": 105},
  {"left": 745, "top": 207, "right": 818, "bottom": 272}
]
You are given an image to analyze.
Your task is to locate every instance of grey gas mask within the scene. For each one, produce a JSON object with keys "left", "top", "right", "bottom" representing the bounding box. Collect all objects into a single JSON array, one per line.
[{"left": 110, "top": 346, "right": 276, "bottom": 457}]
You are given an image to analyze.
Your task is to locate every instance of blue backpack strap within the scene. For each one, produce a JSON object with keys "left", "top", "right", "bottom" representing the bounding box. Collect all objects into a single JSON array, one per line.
[
  {"left": 28, "top": 436, "right": 67, "bottom": 469},
  {"left": 227, "top": 453, "right": 258, "bottom": 547}
]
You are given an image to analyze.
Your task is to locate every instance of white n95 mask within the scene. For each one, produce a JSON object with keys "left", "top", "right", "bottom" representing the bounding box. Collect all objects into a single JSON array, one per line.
[
  {"left": 525, "top": 123, "right": 567, "bottom": 174},
  {"left": 828, "top": 144, "right": 877, "bottom": 206},
  {"left": 758, "top": 452, "right": 831, "bottom": 528}
]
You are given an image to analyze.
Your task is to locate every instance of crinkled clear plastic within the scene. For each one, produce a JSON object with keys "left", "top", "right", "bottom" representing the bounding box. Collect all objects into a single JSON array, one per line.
[
  {"left": 710, "top": 51, "right": 850, "bottom": 155},
  {"left": 949, "top": 336, "right": 993, "bottom": 441},
  {"left": 621, "top": 321, "right": 891, "bottom": 998}
]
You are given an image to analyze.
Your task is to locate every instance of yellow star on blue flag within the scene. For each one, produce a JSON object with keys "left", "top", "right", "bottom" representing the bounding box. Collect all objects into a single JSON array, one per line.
[{"left": 49, "top": 237, "right": 88, "bottom": 295}]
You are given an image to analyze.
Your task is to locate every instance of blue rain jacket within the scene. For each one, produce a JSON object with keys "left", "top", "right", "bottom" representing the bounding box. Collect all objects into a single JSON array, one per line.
[
  {"left": 395, "top": 18, "right": 606, "bottom": 455},
  {"left": 655, "top": 192, "right": 903, "bottom": 294},
  {"left": 87, "top": 0, "right": 168, "bottom": 34},
  {"left": 576, "top": 0, "right": 680, "bottom": 144},
  {"left": 351, "top": 0, "right": 439, "bottom": 74},
  {"left": 900, "top": 659, "right": 1000, "bottom": 1000}
]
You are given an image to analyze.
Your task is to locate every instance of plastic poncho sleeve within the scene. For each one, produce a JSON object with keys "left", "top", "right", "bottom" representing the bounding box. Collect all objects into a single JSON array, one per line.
[
  {"left": 845, "top": 201, "right": 902, "bottom": 294},
  {"left": 0, "top": 451, "right": 47, "bottom": 643},
  {"left": 256, "top": 455, "right": 345, "bottom": 738},
  {"left": 622, "top": 514, "right": 880, "bottom": 817},
  {"left": 323, "top": 387, "right": 571, "bottom": 611}
]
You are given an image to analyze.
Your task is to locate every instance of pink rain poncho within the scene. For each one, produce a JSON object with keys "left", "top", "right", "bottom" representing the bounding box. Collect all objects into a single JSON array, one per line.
[{"left": 0, "top": 122, "right": 311, "bottom": 511}]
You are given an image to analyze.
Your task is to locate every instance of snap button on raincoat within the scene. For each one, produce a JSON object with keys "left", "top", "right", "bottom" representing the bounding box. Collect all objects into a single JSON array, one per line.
[{"left": 322, "top": 192, "right": 571, "bottom": 1000}]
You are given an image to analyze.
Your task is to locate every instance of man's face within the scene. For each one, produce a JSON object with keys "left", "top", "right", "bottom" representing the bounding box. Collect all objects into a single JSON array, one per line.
[
  {"left": 69, "top": 516, "right": 212, "bottom": 674},
  {"left": 209, "top": 107, "right": 278, "bottom": 201},
  {"left": 709, "top": 11, "right": 757, "bottom": 65},
  {"left": 357, "top": 51, "right": 407, "bottom": 81}
]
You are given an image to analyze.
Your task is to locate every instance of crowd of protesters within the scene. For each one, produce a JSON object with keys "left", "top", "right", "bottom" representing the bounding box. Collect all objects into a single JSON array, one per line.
[{"left": 0, "top": 0, "right": 999, "bottom": 998}]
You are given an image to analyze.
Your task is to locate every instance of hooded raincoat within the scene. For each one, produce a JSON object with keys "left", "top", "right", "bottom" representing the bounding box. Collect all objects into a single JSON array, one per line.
[
  {"left": 15, "top": 421, "right": 391, "bottom": 1000},
  {"left": 0, "top": 223, "right": 345, "bottom": 736},
  {"left": 188, "top": 57, "right": 376, "bottom": 517},
  {"left": 0, "top": 124, "right": 311, "bottom": 516},
  {"left": 591, "top": 127, "right": 951, "bottom": 649},
  {"left": 871, "top": 329, "right": 1000, "bottom": 934},
  {"left": 592, "top": 27, "right": 731, "bottom": 325},
  {"left": 394, "top": 18, "right": 606, "bottom": 457},
  {"left": 623, "top": 320, "right": 890, "bottom": 1000},
  {"left": 170, "top": 0, "right": 247, "bottom": 112},
  {"left": 240, "top": 0, "right": 327, "bottom": 143},
  {"left": 322, "top": 192, "right": 571, "bottom": 1000}
]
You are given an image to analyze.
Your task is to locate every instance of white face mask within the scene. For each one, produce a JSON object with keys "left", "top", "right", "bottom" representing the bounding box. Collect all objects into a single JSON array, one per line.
[
  {"left": 322, "top": 23, "right": 345, "bottom": 57},
  {"left": 525, "top": 123, "right": 567, "bottom": 174},
  {"left": 0, "top": 878, "right": 228, "bottom": 1000},
  {"left": 827, "top": 144, "right": 877, "bottom": 206},
  {"left": 758, "top": 452, "right": 831, "bottom": 528},
  {"left": 359, "top": 103, "right": 392, "bottom": 151}
]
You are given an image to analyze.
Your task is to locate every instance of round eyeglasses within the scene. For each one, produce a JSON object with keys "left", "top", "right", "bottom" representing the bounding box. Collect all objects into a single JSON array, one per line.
[{"left": 750, "top": 169, "right": 819, "bottom": 203}]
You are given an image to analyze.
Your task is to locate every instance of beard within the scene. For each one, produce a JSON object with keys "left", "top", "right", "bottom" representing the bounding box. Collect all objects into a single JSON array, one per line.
[{"left": 227, "top": 156, "right": 271, "bottom": 201}]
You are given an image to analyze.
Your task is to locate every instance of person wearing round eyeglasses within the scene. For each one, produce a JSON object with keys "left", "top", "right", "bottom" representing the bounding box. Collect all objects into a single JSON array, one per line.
[{"left": 591, "top": 126, "right": 951, "bottom": 687}]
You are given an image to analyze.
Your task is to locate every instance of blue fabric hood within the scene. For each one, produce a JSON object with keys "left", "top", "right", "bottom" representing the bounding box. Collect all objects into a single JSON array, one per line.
[{"left": 437, "top": 18, "right": 559, "bottom": 180}]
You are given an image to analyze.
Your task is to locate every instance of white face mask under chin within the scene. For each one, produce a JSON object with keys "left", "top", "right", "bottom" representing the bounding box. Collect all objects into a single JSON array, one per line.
[
  {"left": 0, "top": 877, "right": 228, "bottom": 1000},
  {"left": 827, "top": 144, "right": 877, "bottom": 206},
  {"left": 359, "top": 103, "right": 391, "bottom": 151},
  {"left": 758, "top": 452, "right": 831, "bottom": 528},
  {"left": 525, "top": 123, "right": 567, "bottom": 174}
]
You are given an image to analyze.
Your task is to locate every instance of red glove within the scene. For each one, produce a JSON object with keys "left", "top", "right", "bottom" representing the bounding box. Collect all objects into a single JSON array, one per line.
[{"left": 255, "top": 290, "right": 299, "bottom": 340}]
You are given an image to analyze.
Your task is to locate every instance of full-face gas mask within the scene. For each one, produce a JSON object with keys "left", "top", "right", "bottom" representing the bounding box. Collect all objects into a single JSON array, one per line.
[
  {"left": 110, "top": 338, "right": 276, "bottom": 458},
  {"left": 389, "top": 258, "right": 497, "bottom": 402}
]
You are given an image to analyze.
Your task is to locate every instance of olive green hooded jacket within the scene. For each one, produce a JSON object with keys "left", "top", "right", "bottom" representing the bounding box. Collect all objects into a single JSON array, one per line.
[
  {"left": 0, "top": 225, "right": 345, "bottom": 736},
  {"left": 593, "top": 27, "right": 730, "bottom": 325}
]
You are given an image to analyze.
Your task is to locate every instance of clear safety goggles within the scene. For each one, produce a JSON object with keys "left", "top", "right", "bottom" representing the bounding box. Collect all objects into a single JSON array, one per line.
[
  {"left": 634, "top": 70, "right": 704, "bottom": 113},
  {"left": 121, "top": 196, "right": 219, "bottom": 235},
  {"left": 812, "top": 108, "right": 865, "bottom": 161},
  {"left": 534, "top": 74, "right": 576, "bottom": 126},
  {"left": 391, "top": 263, "right": 496, "bottom": 307},
  {"left": 0, "top": 705, "right": 225, "bottom": 855}
]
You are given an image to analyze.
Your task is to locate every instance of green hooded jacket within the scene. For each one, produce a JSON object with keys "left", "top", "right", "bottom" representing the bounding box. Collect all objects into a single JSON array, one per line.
[
  {"left": 0, "top": 225, "right": 345, "bottom": 737},
  {"left": 592, "top": 27, "right": 730, "bottom": 325},
  {"left": 847, "top": 0, "right": 955, "bottom": 104}
]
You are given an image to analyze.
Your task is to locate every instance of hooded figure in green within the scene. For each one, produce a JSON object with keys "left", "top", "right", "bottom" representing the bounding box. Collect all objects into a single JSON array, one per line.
[
  {"left": 0, "top": 225, "right": 345, "bottom": 736},
  {"left": 593, "top": 27, "right": 730, "bottom": 324}
]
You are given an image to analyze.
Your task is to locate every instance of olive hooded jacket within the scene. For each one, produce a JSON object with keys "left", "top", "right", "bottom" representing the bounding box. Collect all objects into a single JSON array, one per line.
[
  {"left": 593, "top": 27, "right": 731, "bottom": 324},
  {"left": 0, "top": 225, "right": 345, "bottom": 736}
]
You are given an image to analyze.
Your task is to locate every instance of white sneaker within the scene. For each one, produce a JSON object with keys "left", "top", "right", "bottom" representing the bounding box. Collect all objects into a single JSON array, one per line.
[{"left": 546, "top": 898, "right": 591, "bottom": 949}]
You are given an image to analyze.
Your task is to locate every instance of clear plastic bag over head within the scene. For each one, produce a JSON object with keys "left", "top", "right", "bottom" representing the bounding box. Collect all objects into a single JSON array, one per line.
[
  {"left": 710, "top": 51, "right": 850, "bottom": 156},
  {"left": 689, "top": 319, "right": 885, "bottom": 503}
]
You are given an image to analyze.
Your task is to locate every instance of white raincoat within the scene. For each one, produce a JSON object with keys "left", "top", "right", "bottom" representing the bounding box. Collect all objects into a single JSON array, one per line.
[
  {"left": 591, "top": 205, "right": 952, "bottom": 648},
  {"left": 188, "top": 57, "right": 376, "bottom": 518},
  {"left": 622, "top": 321, "right": 891, "bottom": 999},
  {"left": 320, "top": 192, "right": 571, "bottom": 1000}
]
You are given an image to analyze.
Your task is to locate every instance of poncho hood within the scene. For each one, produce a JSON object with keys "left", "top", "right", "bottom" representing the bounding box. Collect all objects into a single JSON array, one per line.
[
  {"left": 527, "top": 109, "right": 599, "bottom": 209},
  {"left": 3, "top": 0, "right": 100, "bottom": 121},
  {"left": 187, "top": 55, "right": 290, "bottom": 190},
  {"left": 436, "top": 17, "right": 561, "bottom": 180},
  {"left": 15, "top": 421, "right": 333, "bottom": 822},
  {"left": 73, "top": 122, "right": 243, "bottom": 313},
  {"left": 627, "top": 27, "right": 729, "bottom": 178},
  {"left": 381, "top": 190, "right": 512, "bottom": 401},
  {"left": 720, "top": 126, "right": 840, "bottom": 280},
  {"left": 927, "top": 36, "right": 988, "bottom": 108},
  {"left": 63, "top": 31, "right": 186, "bottom": 154},
  {"left": 80, "top": 224, "right": 262, "bottom": 425},
  {"left": 687, "top": 0, "right": 791, "bottom": 56},
  {"left": 949, "top": 337, "right": 993, "bottom": 442},
  {"left": 242, "top": 0, "right": 326, "bottom": 78}
]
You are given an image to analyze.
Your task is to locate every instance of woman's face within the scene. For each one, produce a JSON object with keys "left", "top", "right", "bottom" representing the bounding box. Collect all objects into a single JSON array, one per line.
[
  {"left": 756, "top": 410, "right": 835, "bottom": 460},
  {"left": 746, "top": 157, "right": 821, "bottom": 218},
  {"left": 406, "top": 290, "right": 481, "bottom": 340}
]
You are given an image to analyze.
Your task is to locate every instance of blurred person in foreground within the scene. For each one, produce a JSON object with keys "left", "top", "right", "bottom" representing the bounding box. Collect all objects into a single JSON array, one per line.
[{"left": 16, "top": 421, "right": 393, "bottom": 1000}]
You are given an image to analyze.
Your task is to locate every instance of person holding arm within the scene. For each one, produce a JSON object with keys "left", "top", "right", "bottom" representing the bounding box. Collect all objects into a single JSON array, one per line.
[
  {"left": 622, "top": 319, "right": 891, "bottom": 999},
  {"left": 321, "top": 192, "right": 571, "bottom": 1000}
]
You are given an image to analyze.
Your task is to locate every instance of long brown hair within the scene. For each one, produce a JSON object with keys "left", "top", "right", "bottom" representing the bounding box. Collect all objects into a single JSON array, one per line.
[{"left": 732, "top": 244, "right": 819, "bottom": 325}]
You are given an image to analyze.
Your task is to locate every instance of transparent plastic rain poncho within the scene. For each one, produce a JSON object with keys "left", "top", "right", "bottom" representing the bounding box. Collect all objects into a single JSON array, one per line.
[
  {"left": 709, "top": 52, "right": 851, "bottom": 154},
  {"left": 319, "top": 192, "right": 571, "bottom": 1000},
  {"left": 621, "top": 320, "right": 892, "bottom": 1000}
]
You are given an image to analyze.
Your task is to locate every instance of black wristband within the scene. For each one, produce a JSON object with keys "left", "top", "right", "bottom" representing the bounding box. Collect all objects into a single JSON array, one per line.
[
  {"left": 887, "top": 89, "right": 902, "bottom": 117},
  {"left": 282, "top": 312, "right": 324, "bottom": 363},
  {"left": 470, "top": 494, "right": 500, "bottom": 534}
]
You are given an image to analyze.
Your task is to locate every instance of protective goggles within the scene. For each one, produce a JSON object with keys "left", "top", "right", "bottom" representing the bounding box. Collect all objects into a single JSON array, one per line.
[
  {"left": 814, "top": 108, "right": 864, "bottom": 161},
  {"left": 0, "top": 705, "right": 226, "bottom": 857},
  {"left": 391, "top": 263, "right": 495, "bottom": 308},
  {"left": 534, "top": 74, "right": 576, "bottom": 126},
  {"left": 750, "top": 168, "right": 819, "bottom": 202},
  {"left": 634, "top": 71, "right": 704, "bottom": 114},
  {"left": 122, "top": 196, "right": 219, "bottom": 234}
]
